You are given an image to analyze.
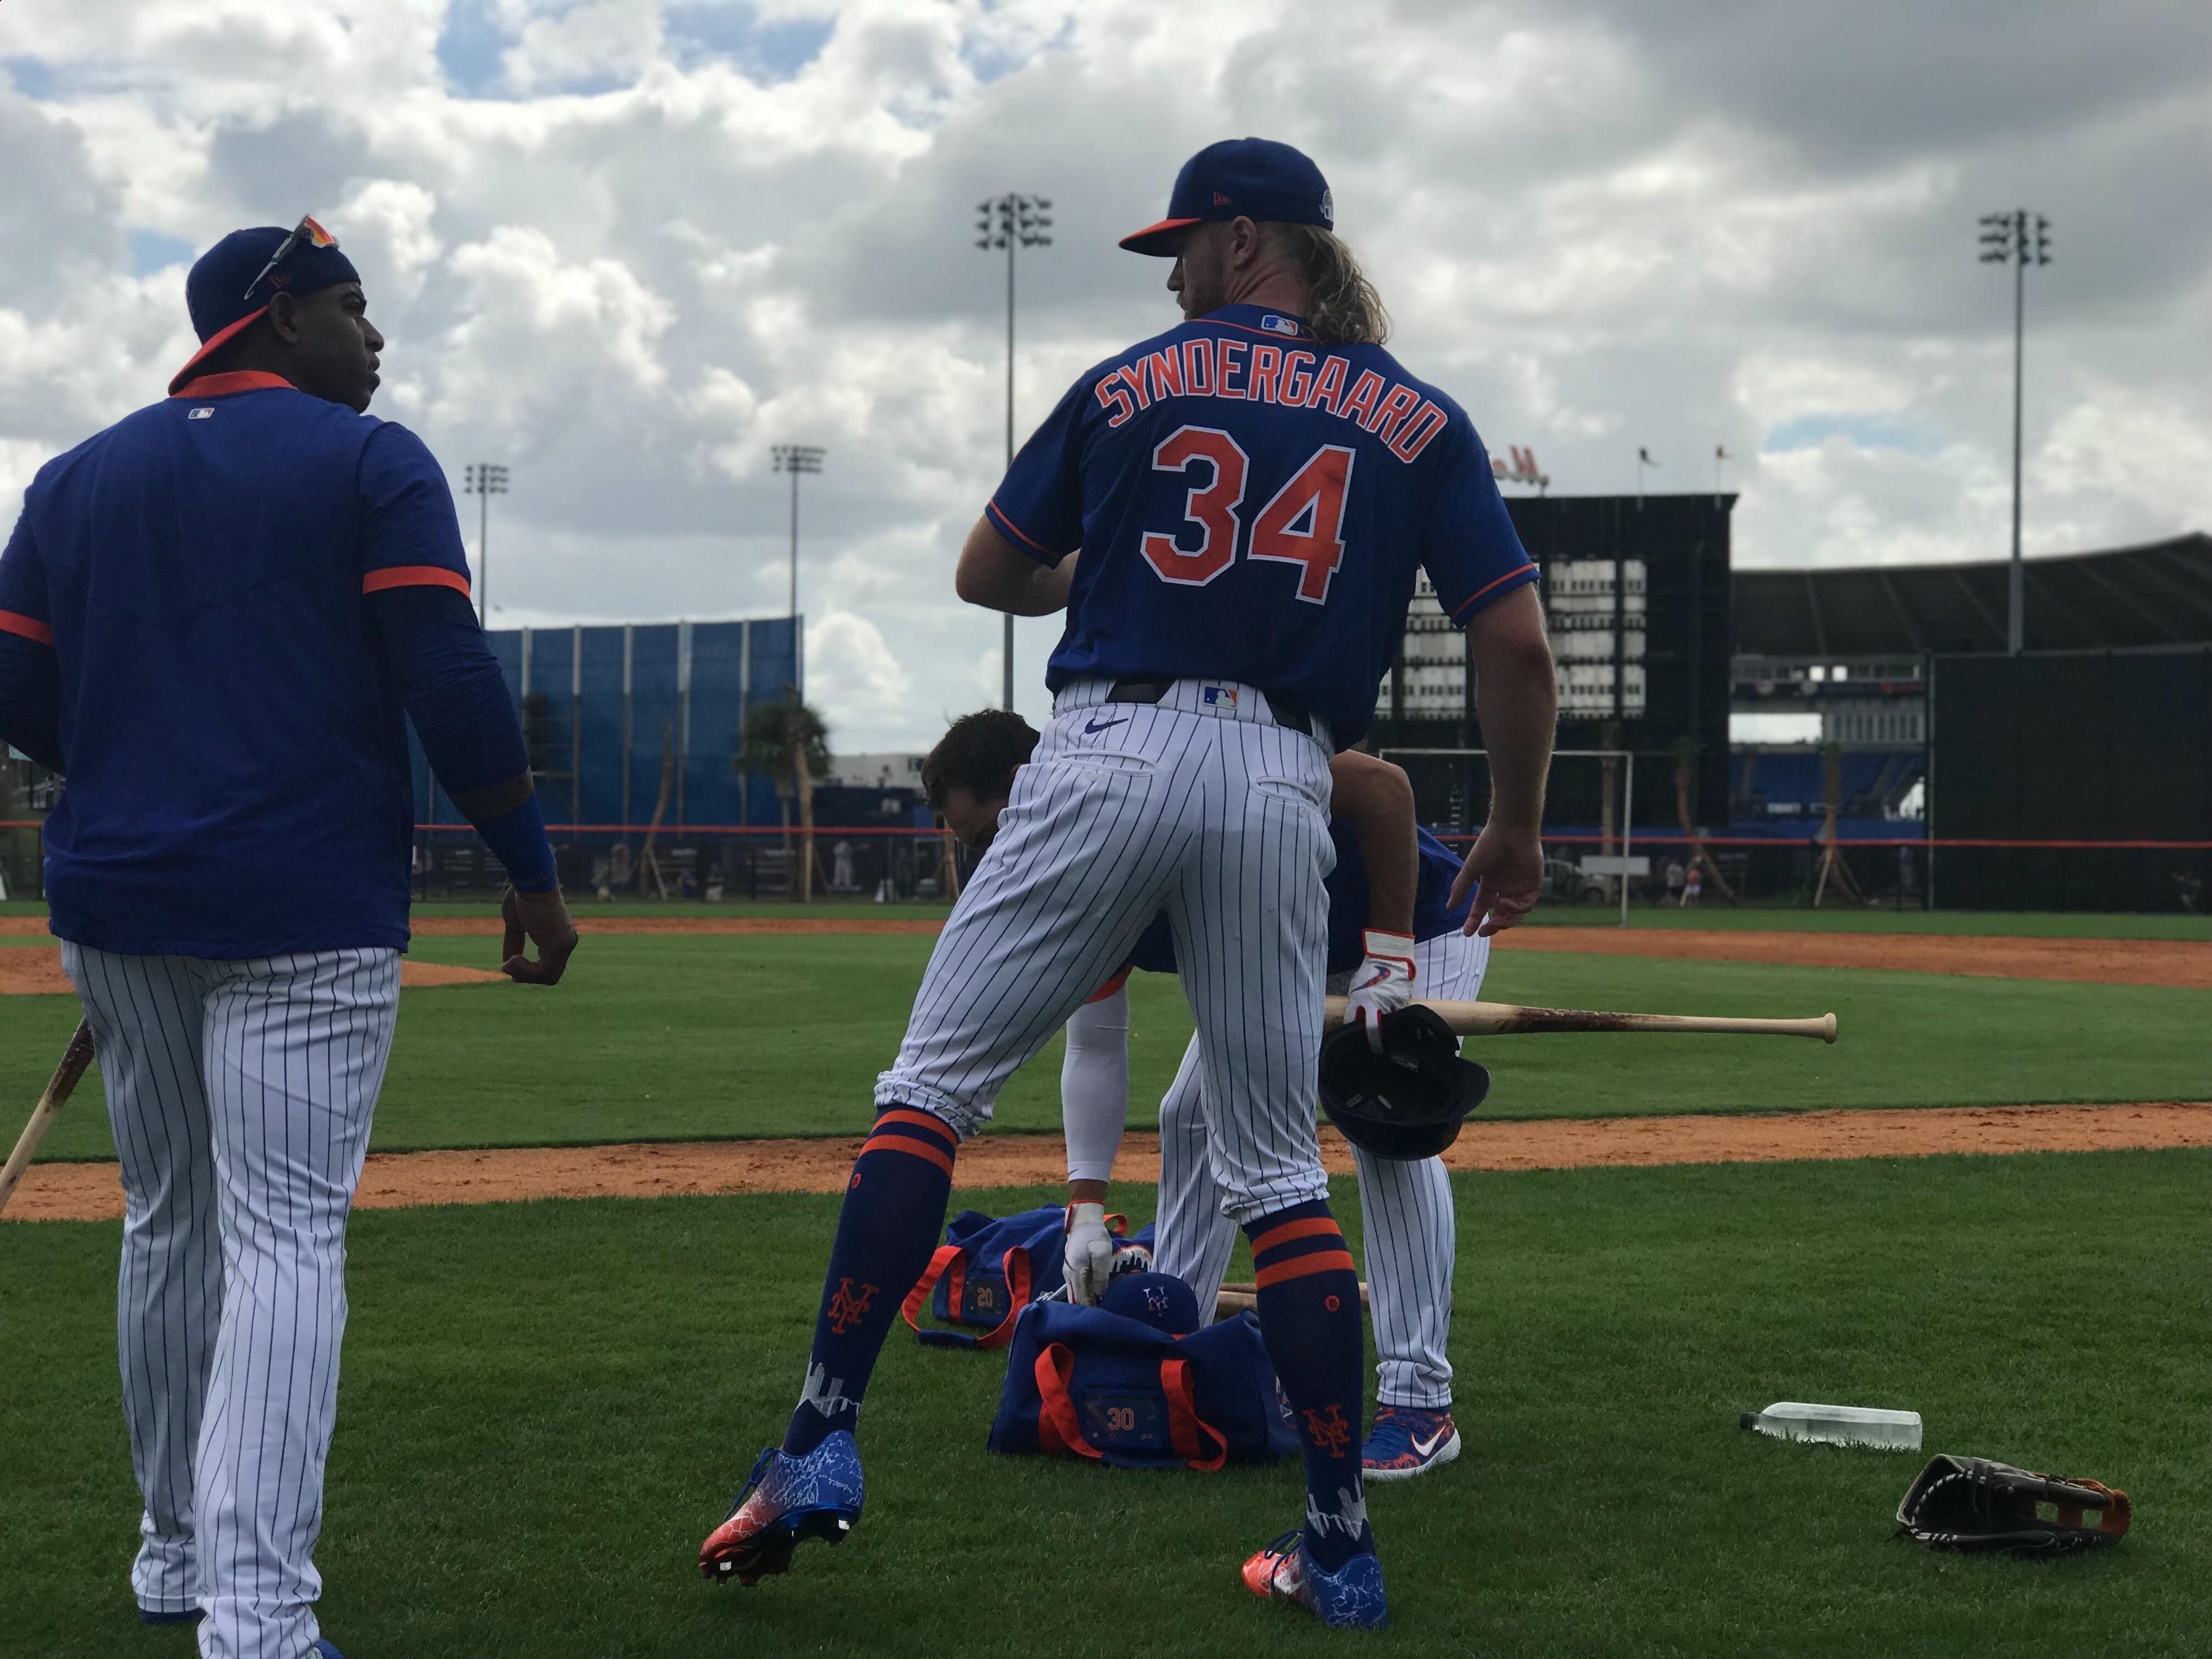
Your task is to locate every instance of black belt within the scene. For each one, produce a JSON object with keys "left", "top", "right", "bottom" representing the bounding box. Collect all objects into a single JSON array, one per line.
[{"left": 1103, "top": 679, "right": 1322, "bottom": 740}]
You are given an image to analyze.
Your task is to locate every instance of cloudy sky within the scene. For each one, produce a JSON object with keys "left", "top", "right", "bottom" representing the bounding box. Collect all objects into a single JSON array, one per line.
[{"left": 3, "top": 0, "right": 2207, "bottom": 751}]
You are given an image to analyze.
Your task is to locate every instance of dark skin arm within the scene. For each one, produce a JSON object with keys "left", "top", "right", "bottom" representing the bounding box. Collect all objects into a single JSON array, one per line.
[
  {"left": 955, "top": 518, "right": 1077, "bottom": 615},
  {"left": 499, "top": 882, "right": 579, "bottom": 985},
  {"left": 1447, "top": 583, "right": 1556, "bottom": 935},
  {"left": 1327, "top": 751, "right": 1417, "bottom": 939}
]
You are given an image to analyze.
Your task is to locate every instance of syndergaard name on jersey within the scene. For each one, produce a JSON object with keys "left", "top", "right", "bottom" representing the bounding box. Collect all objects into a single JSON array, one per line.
[{"left": 1091, "top": 329, "right": 1448, "bottom": 466}]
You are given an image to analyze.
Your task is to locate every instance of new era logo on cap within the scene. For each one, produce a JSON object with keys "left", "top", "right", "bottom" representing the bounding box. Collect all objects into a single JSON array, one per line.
[{"left": 1120, "top": 138, "right": 1335, "bottom": 256}]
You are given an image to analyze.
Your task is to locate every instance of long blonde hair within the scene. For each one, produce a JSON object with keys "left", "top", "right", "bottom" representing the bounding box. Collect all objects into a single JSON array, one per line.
[{"left": 1269, "top": 222, "right": 1391, "bottom": 346}]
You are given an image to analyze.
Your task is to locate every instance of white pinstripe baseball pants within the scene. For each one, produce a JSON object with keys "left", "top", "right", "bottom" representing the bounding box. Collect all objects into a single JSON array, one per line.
[
  {"left": 879, "top": 679, "right": 1336, "bottom": 1222},
  {"left": 64, "top": 942, "right": 400, "bottom": 1659},
  {"left": 1153, "top": 930, "right": 1488, "bottom": 1409}
]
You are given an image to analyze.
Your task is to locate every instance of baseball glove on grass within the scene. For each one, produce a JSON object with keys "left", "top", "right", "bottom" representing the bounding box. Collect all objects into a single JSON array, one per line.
[{"left": 1896, "top": 1455, "right": 2131, "bottom": 1555}]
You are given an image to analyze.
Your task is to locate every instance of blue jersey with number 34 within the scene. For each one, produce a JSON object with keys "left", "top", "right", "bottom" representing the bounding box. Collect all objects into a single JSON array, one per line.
[{"left": 987, "top": 302, "right": 1537, "bottom": 747}]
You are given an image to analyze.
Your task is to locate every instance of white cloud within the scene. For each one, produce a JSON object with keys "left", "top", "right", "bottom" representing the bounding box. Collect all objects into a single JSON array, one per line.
[
  {"left": 804, "top": 608, "right": 913, "bottom": 740},
  {"left": 0, "top": 0, "right": 2206, "bottom": 748}
]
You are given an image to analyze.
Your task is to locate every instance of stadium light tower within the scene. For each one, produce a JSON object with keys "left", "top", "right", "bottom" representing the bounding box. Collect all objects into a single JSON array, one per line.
[
  {"left": 463, "top": 463, "right": 508, "bottom": 626},
  {"left": 771, "top": 444, "right": 825, "bottom": 642},
  {"left": 1980, "top": 209, "right": 2051, "bottom": 656},
  {"left": 976, "top": 191, "right": 1052, "bottom": 710}
]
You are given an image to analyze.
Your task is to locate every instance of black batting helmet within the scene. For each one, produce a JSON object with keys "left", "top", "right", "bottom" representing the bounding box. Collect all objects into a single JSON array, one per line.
[{"left": 1318, "top": 1005, "right": 1490, "bottom": 1161}]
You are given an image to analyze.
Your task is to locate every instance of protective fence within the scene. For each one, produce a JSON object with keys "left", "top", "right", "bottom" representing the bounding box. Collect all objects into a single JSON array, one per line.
[
  {"left": 410, "top": 821, "right": 962, "bottom": 904},
  {"left": 1929, "top": 646, "right": 2212, "bottom": 912},
  {"left": 1380, "top": 745, "right": 2208, "bottom": 915}
]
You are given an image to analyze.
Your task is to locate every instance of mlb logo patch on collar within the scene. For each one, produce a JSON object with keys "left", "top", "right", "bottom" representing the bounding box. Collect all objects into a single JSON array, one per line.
[
  {"left": 1202, "top": 685, "right": 1239, "bottom": 708},
  {"left": 1259, "top": 313, "right": 1301, "bottom": 336},
  {"left": 187, "top": 408, "right": 214, "bottom": 419}
]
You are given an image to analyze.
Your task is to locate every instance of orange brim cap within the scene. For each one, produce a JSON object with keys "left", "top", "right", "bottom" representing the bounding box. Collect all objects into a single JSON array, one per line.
[
  {"left": 1118, "top": 217, "right": 1204, "bottom": 256},
  {"left": 166, "top": 306, "right": 268, "bottom": 396}
]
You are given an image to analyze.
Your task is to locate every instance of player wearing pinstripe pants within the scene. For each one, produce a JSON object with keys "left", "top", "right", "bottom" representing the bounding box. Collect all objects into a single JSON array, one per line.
[
  {"left": 0, "top": 224, "right": 575, "bottom": 1657},
  {"left": 699, "top": 139, "right": 1555, "bottom": 1630},
  {"left": 929, "top": 717, "right": 1486, "bottom": 1479}
]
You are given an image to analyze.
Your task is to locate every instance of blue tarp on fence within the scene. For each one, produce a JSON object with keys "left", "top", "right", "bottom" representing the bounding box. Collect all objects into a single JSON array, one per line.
[{"left": 411, "top": 616, "right": 802, "bottom": 830}]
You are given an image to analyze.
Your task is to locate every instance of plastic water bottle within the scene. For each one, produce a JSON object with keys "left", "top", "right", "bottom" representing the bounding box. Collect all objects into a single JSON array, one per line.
[{"left": 1738, "top": 1402, "right": 1922, "bottom": 1450}]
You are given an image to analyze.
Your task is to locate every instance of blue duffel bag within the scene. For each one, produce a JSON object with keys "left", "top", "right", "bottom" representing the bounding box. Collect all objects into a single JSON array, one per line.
[
  {"left": 987, "top": 1275, "right": 1297, "bottom": 1470},
  {"left": 902, "top": 1206, "right": 1153, "bottom": 1351}
]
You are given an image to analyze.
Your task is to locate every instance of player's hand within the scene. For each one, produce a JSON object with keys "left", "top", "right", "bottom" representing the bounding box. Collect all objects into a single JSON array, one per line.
[
  {"left": 501, "top": 883, "right": 579, "bottom": 985},
  {"left": 1063, "top": 1202, "right": 1116, "bottom": 1306},
  {"left": 1343, "top": 930, "right": 1416, "bottom": 1051},
  {"left": 1450, "top": 824, "right": 1544, "bottom": 937}
]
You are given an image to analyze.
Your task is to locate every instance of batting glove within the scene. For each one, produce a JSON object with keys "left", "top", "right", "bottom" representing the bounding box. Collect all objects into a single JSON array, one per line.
[
  {"left": 1063, "top": 1202, "right": 1116, "bottom": 1306},
  {"left": 1343, "top": 929, "right": 1416, "bottom": 1052}
]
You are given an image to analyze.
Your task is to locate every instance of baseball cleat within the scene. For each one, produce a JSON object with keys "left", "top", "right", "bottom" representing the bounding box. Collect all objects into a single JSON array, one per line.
[
  {"left": 1241, "top": 1531, "right": 1389, "bottom": 1630},
  {"left": 1362, "top": 1405, "right": 1460, "bottom": 1482},
  {"left": 310, "top": 1642, "right": 344, "bottom": 1658},
  {"left": 699, "top": 1431, "right": 864, "bottom": 1586}
]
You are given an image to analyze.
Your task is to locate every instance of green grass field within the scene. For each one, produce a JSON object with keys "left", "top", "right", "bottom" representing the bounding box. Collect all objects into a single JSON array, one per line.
[
  {"left": 6, "top": 1152, "right": 2204, "bottom": 1658},
  {"left": 8, "top": 929, "right": 2206, "bottom": 1161}
]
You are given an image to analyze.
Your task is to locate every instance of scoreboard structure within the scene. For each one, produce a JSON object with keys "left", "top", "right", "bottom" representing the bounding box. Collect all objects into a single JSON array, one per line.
[{"left": 1376, "top": 493, "right": 1734, "bottom": 831}]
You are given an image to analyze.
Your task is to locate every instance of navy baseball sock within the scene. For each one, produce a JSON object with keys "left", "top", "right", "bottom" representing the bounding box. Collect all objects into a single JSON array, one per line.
[
  {"left": 782, "top": 1107, "right": 960, "bottom": 1458},
  {"left": 1246, "top": 1199, "right": 1374, "bottom": 1573}
]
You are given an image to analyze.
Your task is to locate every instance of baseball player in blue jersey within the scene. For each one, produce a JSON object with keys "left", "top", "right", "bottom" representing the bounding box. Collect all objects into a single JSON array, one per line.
[
  {"left": 0, "top": 219, "right": 576, "bottom": 1657},
  {"left": 927, "top": 715, "right": 1486, "bottom": 1480},
  {"left": 699, "top": 139, "right": 1556, "bottom": 1630}
]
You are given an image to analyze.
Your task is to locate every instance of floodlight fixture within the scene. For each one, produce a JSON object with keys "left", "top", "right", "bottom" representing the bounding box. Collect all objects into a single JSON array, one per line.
[
  {"left": 1978, "top": 210, "right": 2052, "bottom": 654},
  {"left": 463, "top": 463, "right": 510, "bottom": 624},
  {"left": 972, "top": 192, "right": 1055, "bottom": 710}
]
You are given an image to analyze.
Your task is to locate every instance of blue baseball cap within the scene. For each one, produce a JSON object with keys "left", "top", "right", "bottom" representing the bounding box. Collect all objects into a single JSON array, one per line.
[
  {"left": 169, "top": 218, "right": 361, "bottom": 393},
  {"left": 1100, "top": 1271, "right": 1202, "bottom": 1336},
  {"left": 1120, "top": 138, "right": 1335, "bottom": 256}
]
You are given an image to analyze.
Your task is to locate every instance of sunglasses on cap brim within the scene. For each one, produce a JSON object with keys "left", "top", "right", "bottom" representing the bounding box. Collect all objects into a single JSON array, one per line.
[{"left": 241, "top": 214, "right": 339, "bottom": 302}]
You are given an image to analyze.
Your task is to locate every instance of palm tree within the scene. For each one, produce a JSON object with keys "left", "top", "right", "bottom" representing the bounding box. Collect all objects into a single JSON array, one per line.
[{"left": 736, "top": 692, "right": 832, "bottom": 902}]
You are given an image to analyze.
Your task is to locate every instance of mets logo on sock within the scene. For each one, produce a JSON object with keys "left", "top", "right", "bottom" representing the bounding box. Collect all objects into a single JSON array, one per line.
[
  {"left": 1303, "top": 1404, "right": 1354, "bottom": 1458},
  {"left": 827, "top": 1278, "right": 878, "bottom": 1334}
]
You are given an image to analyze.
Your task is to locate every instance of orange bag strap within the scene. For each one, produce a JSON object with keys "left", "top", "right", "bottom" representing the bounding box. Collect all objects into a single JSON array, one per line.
[
  {"left": 969, "top": 1247, "right": 1032, "bottom": 1352},
  {"left": 1035, "top": 1343, "right": 1101, "bottom": 1460},
  {"left": 900, "top": 1245, "right": 964, "bottom": 1337},
  {"left": 1160, "top": 1357, "right": 1228, "bottom": 1472}
]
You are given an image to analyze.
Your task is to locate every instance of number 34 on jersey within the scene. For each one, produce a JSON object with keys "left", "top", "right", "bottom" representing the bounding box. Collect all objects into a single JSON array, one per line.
[{"left": 1143, "top": 429, "right": 1352, "bottom": 605}]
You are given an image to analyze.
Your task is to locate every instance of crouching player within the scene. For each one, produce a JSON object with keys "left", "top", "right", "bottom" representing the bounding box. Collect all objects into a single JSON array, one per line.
[{"left": 926, "top": 711, "right": 1485, "bottom": 1481}]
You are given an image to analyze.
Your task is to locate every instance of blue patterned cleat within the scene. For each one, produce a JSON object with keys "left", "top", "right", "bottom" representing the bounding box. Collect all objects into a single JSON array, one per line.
[
  {"left": 1241, "top": 1531, "right": 1389, "bottom": 1630},
  {"left": 699, "top": 1432, "right": 865, "bottom": 1586},
  {"left": 1362, "top": 1404, "right": 1460, "bottom": 1482},
  {"left": 310, "top": 1642, "right": 344, "bottom": 1658}
]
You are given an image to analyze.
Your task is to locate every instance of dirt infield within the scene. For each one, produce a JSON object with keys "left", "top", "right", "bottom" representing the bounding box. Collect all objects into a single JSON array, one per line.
[
  {"left": 0, "top": 946, "right": 505, "bottom": 996},
  {"left": 9, "top": 1103, "right": 2206, "bottom": 1223},
  {"left": 1499, "top": 926, "right": 2212, "bottom": 989}
]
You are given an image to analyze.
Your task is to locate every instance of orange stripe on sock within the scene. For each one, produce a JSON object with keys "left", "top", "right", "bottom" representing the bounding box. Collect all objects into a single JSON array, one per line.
[
  {"left": 873, "top": 1108, "right": 958, "bottom": 1146},
  {"left": 1250, "top": 1217, "right": 1342, "bottom": 1256},
  {"left": 859, "top": 1134, "right": 955, "bottom": 1177},
  {"left": 1253, "top": 1249, "right": 1357, "bottom": 1290}
]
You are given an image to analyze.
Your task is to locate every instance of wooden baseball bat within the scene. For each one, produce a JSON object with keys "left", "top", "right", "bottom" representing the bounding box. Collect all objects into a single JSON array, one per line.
[
  {"left": 0, "top": 1020, "right": 97, "bottom": 1218},
  {"left": 1325, "top": 996, "right": 1836, "bottom": 1043}
]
